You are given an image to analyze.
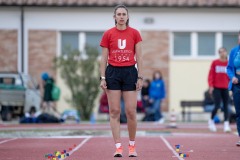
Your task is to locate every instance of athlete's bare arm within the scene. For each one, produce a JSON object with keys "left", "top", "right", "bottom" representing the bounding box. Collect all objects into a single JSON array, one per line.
[
  {"left": 100, "top": 47, "right": 109, "bottom": 89},
  {"left": 135, "top": 41, "right": 143, "bottom": 90}
]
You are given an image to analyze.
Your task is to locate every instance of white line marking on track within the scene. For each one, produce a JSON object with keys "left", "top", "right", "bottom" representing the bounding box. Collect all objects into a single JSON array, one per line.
[
  {"left": 160, "top": 136, "right": 184, "bottom": 160},
  {"left": 61, "top": 136, "right": 92, "bottom": 160},
  {"left": 29, "top": 135, "right": 92, "bottom": 139},
  {"left": 0, "top": 138, "right": 18, "bottom": 145}
]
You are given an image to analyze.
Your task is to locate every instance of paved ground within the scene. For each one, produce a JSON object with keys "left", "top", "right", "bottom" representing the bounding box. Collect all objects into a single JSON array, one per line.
[{"left": 0, "top": 122, "right": 239, "bottom": 160}]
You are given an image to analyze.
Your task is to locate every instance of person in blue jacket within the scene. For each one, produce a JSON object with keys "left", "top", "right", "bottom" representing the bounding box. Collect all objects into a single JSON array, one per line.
[
  {"left": 149, "top": 71, "right": 166, "bottom": 123},
  {"left": 226, "top": 31, "right": 240, "bottom": 146}
]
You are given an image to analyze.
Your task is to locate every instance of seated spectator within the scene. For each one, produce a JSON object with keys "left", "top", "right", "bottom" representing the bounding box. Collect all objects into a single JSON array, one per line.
[
  {"left": 61, "top": 109, "right": 80, "bottom": 123},
  {"left": 20, "top": 106, "right": 40, "bottom": 123},
  {"left": 137, "top": 91, "right": 144, "bottom": 113},
  {"left": 37, "top": 113, "right": 62, "bottom": 123},
  {"left": 203, "top": 89, "right": 215, "bottom": 112},
  {"left": 20, "top": 106, "right": 62, "bottom": 123},
  {"left": 141, "top": 79, "right": 151, "bottom": 109}
]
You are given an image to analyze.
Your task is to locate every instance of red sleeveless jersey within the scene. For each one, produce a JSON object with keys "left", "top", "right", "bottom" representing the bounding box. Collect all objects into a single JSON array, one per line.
[{"left": 100, "top": 27, "right": 142, "bottom": 66}]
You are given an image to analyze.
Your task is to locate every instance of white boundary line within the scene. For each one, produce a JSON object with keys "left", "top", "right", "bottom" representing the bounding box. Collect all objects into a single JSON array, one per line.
[
  {"left": 0, "top": 138, "right": 18, "bottom": 145},
  {"left": 160, "top": 136, "right": 184, "bottom": 160},
  {"left": 61, "top": 136, "right": 92, "bottom": 160},
  {"left": 29, "top": 136, "right": 92, "bottom": 139}
]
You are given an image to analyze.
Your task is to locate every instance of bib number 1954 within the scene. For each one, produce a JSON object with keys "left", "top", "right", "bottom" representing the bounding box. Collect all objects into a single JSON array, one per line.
[{"left": 117, "top": 55, "right": 130, "bottom": 62}]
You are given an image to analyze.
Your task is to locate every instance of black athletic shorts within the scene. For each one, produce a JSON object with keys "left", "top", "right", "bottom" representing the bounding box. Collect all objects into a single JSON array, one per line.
[{"left": 105, "top": 64, "right": 138, "bottom": 91}]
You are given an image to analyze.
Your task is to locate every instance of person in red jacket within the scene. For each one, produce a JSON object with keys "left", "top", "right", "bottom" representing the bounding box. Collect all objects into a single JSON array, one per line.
[{"left": 208, "top": 47, "right": 231, "bottom": 132}]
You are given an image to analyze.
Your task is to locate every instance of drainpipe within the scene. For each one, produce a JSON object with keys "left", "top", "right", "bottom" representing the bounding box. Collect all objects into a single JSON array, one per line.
[{"left": 20, "top": 6, "right": 24, "bottom": 73}]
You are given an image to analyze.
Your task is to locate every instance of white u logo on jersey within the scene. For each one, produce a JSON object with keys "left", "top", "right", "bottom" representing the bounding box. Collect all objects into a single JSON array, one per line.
[{"left": 118, "top": 39, "right": 126, "bottom": 49}]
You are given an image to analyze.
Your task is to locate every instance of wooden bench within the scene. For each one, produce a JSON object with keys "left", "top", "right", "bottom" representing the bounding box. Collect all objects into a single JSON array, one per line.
[{"left": 180, "top": 100, "right": 204, "bottom": 122}]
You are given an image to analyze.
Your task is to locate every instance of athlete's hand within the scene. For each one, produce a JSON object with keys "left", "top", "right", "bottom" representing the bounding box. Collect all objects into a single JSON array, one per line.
[
  {"left": 136, "top": 79, "right": 143, "bottom": 91},
  {"left": 100, "top": 80, "right": 107, "bottom": 90},
  {"left": 209, "top": 87, "right": 214, "bottom": 95},
  {"left": 232, "top": 77, "right": 238, "bottom": 84}
]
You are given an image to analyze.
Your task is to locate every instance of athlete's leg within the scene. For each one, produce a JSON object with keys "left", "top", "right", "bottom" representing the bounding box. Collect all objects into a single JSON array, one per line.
[
  {"left": 211, "top": 88, "right": 221, "bottom": 119},
  {"left": 221, "top": 89, "right": 229, "bottom": 121},
  {"left": 221, "top": 89, "right": 231, "bottom": 132},
  {"left": 209, "top": 88, "right": 221, "bottom": 132},
  {"left": 122, "top": 91, "right": 137, "bottom": 141},
  {"left": 232, "top": 85, "right": 240, "bottom": 137},
  {"left": 106, "top": 90, "right": 122, "bottom": 143}
]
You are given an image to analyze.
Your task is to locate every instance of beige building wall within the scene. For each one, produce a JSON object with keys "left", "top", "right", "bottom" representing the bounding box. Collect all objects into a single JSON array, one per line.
[
  {"left": 56, "top": 70, "right": 73, "bottom": 112},
  {"left": 169, "top": 60, "right": 212, "bottom": 112}
]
